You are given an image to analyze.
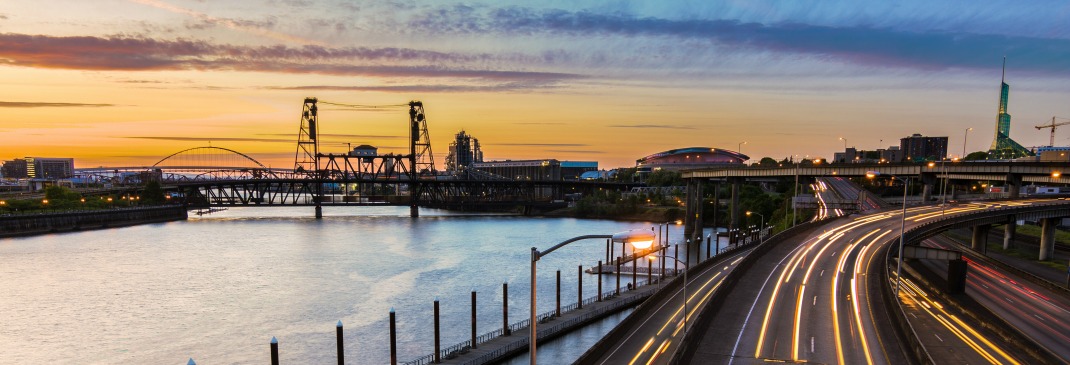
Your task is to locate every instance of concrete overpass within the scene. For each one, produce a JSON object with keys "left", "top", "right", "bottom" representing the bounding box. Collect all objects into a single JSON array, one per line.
[{"left": 679, "top": 162, "right": 1070, "bottom": 246}]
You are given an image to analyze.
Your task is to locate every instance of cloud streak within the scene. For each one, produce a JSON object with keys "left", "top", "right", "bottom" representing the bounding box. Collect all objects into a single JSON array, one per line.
[
  {"left": 263, "top": 81, "right": 559, "bottom": 93},
  {"left": 0, "top": 33, "right": 582, "bottom": 82},
  {"left": 409, "top": 5, "right": 1070, "bottom": 74},
  {"left": 126, "top": 136, "right": 293, "bottom": 143},
  {"left": 0, "top": 101, "right": 114, "bottom": 108},
  {"left": 609, "top": 124, "right": 697, "bottom": 130}
]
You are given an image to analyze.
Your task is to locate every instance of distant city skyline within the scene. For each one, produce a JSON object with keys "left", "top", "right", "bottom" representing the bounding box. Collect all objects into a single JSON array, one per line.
[{"left": 1, "top": 0, "right": 1068, "bottom": 168}]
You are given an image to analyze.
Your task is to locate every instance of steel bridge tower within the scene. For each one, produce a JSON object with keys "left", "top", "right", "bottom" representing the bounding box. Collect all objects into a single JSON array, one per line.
[{"left": 294, "top": 98, "right": 320, "bottom": 175}]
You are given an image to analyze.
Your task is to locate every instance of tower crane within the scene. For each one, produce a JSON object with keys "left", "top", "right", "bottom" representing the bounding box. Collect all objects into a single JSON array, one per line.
[{"left": 1034, "top": 116, "right": 1070, "bottom": 147}]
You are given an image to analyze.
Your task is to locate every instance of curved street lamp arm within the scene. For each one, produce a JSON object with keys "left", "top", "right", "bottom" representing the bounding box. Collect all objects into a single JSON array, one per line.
[{"left": 535, "top": 234, "right": 614, "bottom": 260}]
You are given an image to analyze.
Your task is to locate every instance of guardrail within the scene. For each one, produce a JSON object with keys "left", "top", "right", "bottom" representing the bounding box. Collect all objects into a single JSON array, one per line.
[
  {"left": 880, "top": 200, "right": 1070, "bottom": 365},
  {"left": 402, "top": 284, "right": 645, "bottom": 365}
]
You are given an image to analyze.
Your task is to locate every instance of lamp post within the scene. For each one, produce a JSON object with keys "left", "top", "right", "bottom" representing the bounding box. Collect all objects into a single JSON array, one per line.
[
  {"left": 738, "top": 141, "right": 748, "bottom": 160},
  {"left": 641, "top": 246, "right": 689, "bottom": 336},
  {"left": 529, "top": 230, "right": 655, "bottom": 365},
  {"left": 962, "top": 127, "right": 973, "bottom": 160},
  {"left": 839, "top": 137, "right": 847, "bottom": 150},
  {"left": 866, "top": 171, "right": 910, "bottom": 297},
  {"left": 747, "top": 211, "right": 765, "bottom": 244}
]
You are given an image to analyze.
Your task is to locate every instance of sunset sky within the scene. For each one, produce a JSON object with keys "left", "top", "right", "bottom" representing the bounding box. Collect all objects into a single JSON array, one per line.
[{"left": 1, "top": 1, "right": 1068, "bottom": 169}]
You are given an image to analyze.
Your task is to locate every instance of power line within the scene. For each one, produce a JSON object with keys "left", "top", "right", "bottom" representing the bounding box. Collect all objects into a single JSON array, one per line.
[{"left": 318, "top": 101, "right": 408, "bottom": 109}]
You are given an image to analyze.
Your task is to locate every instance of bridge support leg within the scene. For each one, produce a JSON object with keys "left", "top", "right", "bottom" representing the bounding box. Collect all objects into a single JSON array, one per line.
[
  {"left": 947, "top": 259, "right": 968, "bottom": 294},
  {"left": 1007, "top": 173, "right": 1022, "bottom": 198},
  {"left": 920, "top": 184, "right": 933, "bottom": 203},
  {"left": 1040, "top": 218, "right": 1056, "bottom": 261},
  {"left": 1003, "top": 217, "right": 1017, "bottom": 250},
  {"left": 730, "top": 178, "right": 741, "bottom": 241},
  {"left": 502, "top": 282, "right": 510, "bottom": 336},
  {"left": 315, "top": 204, "right": 323, "bottom": 219},
  {"left": 971, "top": 224, "right": 990, "bottom": 253},
  {"left": 684, "top": 178, "right": 704, "bottom": 243}
]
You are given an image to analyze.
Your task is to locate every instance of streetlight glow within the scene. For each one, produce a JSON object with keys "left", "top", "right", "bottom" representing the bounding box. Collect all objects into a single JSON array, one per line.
[
  {"left": 613, "top": 229, "right": 656, "bottom": 250},
  {"left": 529, "top": 229, "right": 656, "bottom": 364},
  {"left": 866, "top": 170, "right": 910, "bottom": 298}
]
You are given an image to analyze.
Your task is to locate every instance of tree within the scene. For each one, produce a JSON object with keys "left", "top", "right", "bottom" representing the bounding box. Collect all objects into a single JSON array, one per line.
[
  {"left": 141, "top": 181, "right": 166, "bottom": 205},
  {"left": 613, "top": 168, "right": 637, "bottom": 182},
  {"left": 645, "top": 170, "right": 682, "bottom": 187},
  {"left": 758, "top": 157, "right": 778, "bottom": 166},
  {"left": 965, "top": 151, "right": 989, "bottom": 160}
]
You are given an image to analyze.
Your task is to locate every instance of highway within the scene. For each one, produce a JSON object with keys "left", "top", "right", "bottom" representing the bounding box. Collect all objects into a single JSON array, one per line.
[
  {"left": 586, "top": 248, "right": 752, "bottom": 365},
  {"left": 681, "top": 199, "right": 1066, "bottom": 364},
  {"left": 918, "top": 235, "right": 1070, "bottom": 362},
  {"left": 813, "top": 177, "right": 887, "bottom": 220}
]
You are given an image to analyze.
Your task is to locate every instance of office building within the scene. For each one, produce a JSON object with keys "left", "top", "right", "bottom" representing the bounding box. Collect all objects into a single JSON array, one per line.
[{"left": 900, "top": 134, "right": 948, "bottom": 162}]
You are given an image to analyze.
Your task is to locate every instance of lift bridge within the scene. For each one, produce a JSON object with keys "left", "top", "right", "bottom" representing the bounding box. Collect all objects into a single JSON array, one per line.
[{"left": 160, "top": 98, "right": 632, "bottom": 217}]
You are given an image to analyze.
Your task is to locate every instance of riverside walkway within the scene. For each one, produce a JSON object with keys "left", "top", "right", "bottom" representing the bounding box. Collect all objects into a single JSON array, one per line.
[{"left": 405, "top": 280, "right": 659, "bottom": 365}]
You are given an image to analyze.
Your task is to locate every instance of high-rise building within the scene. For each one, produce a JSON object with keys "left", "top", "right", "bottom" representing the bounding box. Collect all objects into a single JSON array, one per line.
[
  {"left": 2, "top": 159, "right": 28, "bottom": 179},
  {"left": 2, "top": 157, "right": 74, "bottom": 179},
  {"left": 900, "top": 134, "right": 948, "bottom": 162},
  {"left": 987, "top": 58, "right": 1033, "bottom": 159}
]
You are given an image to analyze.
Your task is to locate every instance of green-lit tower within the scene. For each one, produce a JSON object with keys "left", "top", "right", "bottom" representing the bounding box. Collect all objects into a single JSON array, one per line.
[{"left": 987, "top": 57, "right": 1034, "bottom": 159}]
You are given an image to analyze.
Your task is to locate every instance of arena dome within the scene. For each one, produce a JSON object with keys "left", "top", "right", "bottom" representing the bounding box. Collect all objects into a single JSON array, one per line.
[{"left": 636, "top": 147, "right": 748, "bottom": 170}]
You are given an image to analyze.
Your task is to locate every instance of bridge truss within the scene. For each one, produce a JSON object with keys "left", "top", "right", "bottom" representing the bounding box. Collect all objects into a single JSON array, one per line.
[{"left": 172, "top": 178, "right": 629, "bottom": 212}]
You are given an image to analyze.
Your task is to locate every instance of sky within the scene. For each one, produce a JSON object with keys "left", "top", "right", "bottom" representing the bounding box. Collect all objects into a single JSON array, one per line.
[{"left": 1, "top": 0, "right": 1069, "bottom": 169}]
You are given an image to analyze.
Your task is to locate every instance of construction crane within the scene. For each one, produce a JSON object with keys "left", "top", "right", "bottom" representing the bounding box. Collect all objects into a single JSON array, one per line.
[{"left": 1034, "top": 116, "right": 1070, "bottom": 147}]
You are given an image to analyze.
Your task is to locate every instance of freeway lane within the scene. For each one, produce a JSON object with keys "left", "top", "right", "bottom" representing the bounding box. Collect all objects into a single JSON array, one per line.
[
  {"left": 919, "top": 235, "right": 1070, "bottom": 362},
  {"left": 588, "top": 248, "right": 753, "bottom": 365},
  {"left": 682, "top": 199, "right": 1067, "bottom": 364}
]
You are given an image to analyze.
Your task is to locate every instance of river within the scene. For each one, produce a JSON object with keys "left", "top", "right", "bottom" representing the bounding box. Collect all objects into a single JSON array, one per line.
[{"left": 0, "top": 206, "right": 703, "bottom": 364}]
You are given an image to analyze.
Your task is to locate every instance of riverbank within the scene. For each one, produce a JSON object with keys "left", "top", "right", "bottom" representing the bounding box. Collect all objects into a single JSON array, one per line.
[
  {"left": 540, "top": 205, "right": 681, "bottom": 222},
  {"left": 0, "top": 205, "right": 188, "bottom": 238}
]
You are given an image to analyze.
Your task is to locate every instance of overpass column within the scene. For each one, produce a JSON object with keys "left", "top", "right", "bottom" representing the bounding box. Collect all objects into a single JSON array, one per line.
[
  {"left": 729, "top": 178, "right": 741, "bottom": 241},
  {"left": 684, "top": 178, "right": 704, "bottom": 243},
  {"left": 971, "top": 224, "right": 991, "bottom": 253},
  {"left": 1006, "top": 173, "right": 1022, "bottom": 198},
  {"left": 1039, "top": 218, "right": 1056, "bottom": 261},
  {"left": 920, "top": 172, "right": 937, "bottom": 203},
  {"left": 1003, "top": 216, "right": 1018, "bottom": 250}
]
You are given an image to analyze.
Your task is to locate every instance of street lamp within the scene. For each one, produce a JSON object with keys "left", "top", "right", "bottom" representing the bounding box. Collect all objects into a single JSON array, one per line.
[
  {"left": 746, "top": 211, "right": 765, "bottom": 244},
  {"left": 839, "top": 137, "right": 847, "bottom": 150},
  {"left": 529, "top": 229, "right": 655, "bottom": 364},
  {"left": 962, "top": 127, "right": 973, "bottom": 159},
  {"left": 866, "top": 171, "right": 910, "bottom": 298},
  {"left": 644, "top": 251, "right": 689, "bottom": 335},
  {"left": 738, "top": 141, "right": 748, "bottom": 159}
]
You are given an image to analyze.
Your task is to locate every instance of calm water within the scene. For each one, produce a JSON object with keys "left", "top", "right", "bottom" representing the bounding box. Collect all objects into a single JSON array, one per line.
[{"left": 0, "top": 206, "right": 695, "bottom": 364}]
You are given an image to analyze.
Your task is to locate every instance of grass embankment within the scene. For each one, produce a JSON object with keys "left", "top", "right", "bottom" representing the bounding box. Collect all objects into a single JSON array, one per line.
[
  {"left": 543, "top": 205, "right": 682, "bottom": 223},
  {"left": 944, "top": 227, "right": 1069, "bottom": 272}
]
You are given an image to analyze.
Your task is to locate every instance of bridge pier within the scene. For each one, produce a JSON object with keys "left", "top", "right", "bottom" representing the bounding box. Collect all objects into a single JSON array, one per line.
[
  {"left": 684, "top": 178, "right": 704, "bottom": 242},
  {"left": 1003, "top": 217, "right": 1017, "bottom": 250},
  {"left": 729, "top": 177, "right": 741, "bottom": 241},
  {"left": 315, "top": 204, "right": 323, "bottom": 219},
  {"left": 947, "top": 258, "right": 968, "bottom": 294},
  {"left": 1007, "top": 173, "right": 1022, "bottom": 198},
  {"left": 920, "top": 172, "right": 937, "bottom": 203},
  {"left": 1039, "top": 218, "right": 1056, "bottom": 260},
  {"left": 971, "top": 224, "right": 990, "bottom": 253}
]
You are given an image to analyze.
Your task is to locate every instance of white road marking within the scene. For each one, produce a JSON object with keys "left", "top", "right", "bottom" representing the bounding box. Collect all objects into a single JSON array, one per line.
[
  {"left": 811, "top": 337, "right": 815, "bottom": 353},
  {"left": 820, "top": 270, "right": 825, "bottom": 277},
  {"left": 813, "top": 296, "right": 817, "bottom": 306},
  {"left": 934, "top": 334, "right": 944, "bottom": 342}
]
